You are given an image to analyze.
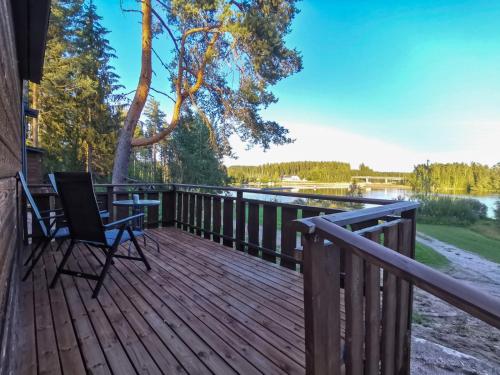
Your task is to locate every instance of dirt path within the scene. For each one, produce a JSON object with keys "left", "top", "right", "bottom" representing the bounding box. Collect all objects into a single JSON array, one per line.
[
  {"left": 416, "top": 232, "right": 500, "bottom": 297},
  {"left": 410, "top": 233, "right": 500, "bottom": 374}
]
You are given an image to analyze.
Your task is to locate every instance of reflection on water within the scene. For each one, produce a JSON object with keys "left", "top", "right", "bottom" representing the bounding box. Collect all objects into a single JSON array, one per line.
[{"left": 243, "top": 186, "right": 499, "bottom": 218}]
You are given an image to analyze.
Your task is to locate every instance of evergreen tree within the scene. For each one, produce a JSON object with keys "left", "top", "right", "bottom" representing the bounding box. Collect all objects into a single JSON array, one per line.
[
  {"left": 36, "top": 0, "right": 121, "bottom": 178},
  {"left": 143, "top": 98, "right": 167, "bottom": 175},
  {"left": 168, "top": 116, "right": 227, "bottom": 185},
  {"left": 73, "top": 0, "right": 122, "bottom": 176},
  {"left": 37, "top": 0, "right": 84, "bottom": 172}
]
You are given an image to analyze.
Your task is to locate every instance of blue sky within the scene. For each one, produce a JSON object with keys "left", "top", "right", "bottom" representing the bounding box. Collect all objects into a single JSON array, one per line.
[{"left": 95, "top": 0, "right": 500, "bottom": 171}]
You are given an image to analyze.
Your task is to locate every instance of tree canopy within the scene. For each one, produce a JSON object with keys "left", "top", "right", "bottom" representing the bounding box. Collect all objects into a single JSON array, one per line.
[
  {"left": 34, "top": 0, "right": 121, "bottom": 176},
  {"left": 411, "top": 162, "right": 500, "bottom": 193},
  {"left": 113, "top": 0, "right": 302, "bottom": 183}
]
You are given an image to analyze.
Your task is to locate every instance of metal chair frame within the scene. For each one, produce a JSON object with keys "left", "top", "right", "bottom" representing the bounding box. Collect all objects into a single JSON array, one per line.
[
  {"left": 49, "top": 172, "right": 151, "bottom": 298},
  {"left": 18, "top": 172, "right": 69, "bottom": 281},
  {"left": 48, "top": 173, "right": 110, "bottom": 219}
]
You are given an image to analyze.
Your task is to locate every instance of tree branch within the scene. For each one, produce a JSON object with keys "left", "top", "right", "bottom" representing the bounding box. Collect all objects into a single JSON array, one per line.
[
  {"left": 188, "top": 90, "right": 218, "bottom": 148},
  {"left": 152, "top": 47, "right": 174, "bottom": 75},
  {"left": 150, "top": 87, "right": 176, "bottom": 102},
  {"left": 150, "top": 7, "right": 180, "bottom": 53},
  {"left": 188, "top": 32, "right": 220, "bottom": 95}
]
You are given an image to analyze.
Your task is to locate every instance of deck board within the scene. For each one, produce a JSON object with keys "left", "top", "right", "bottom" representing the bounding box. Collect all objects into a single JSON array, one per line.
[{"left": 16, "top": 227, "right": 346, "bottom": 374}]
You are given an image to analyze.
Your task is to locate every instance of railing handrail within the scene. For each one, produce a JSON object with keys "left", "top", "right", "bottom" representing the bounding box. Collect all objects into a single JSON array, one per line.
[
  {"left": 301, "top": 215, "right": 500, "bottom": 329},
  {"left": 27, "top": 181, "right": 400, "bottom": 205},
  {"left": 293, "top": 200, "right": 419, "bottom": 233},
  {"left": 168, "top": 183, "right": 398, "bottom": 205}
]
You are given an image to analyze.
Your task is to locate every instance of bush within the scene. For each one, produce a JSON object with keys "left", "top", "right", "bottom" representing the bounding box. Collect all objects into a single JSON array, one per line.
[
  {"left": 495, "top": 200, "right": 500, "bottom": 226},
  {"left": 417, "top": 196, "right": 487, "bottom": 226}
]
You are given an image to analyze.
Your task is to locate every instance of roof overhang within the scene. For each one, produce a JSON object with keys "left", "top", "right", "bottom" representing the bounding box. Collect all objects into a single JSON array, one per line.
[{"left": 10, "top": 0, "right": 51, "bottom": 83}]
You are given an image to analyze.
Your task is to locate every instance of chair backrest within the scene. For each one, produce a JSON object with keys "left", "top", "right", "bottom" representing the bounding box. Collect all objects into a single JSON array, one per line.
[
  {"left": 18, "top": 171, "right": 48, "bottom": 237},
  {"left": 54, "top": 172, "right": 106, "bottom": 244},
  {"left": 48, "top": 173, "right": 58, "bottom": 194}
]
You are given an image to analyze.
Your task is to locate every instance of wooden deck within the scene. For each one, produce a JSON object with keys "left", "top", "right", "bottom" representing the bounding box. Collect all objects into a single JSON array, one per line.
[{"left": 16, "top": 227, "right": 340, "bottom": 375}]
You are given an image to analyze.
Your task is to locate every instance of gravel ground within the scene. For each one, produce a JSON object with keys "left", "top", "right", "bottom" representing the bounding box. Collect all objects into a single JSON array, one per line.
[{"left": 410, "top": 233, "right": 500, "bottom": 374}]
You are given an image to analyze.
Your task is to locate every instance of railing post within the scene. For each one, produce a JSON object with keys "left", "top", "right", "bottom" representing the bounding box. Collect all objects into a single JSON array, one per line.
[
  {"left": 106, "top": 185, "right": 114, "bottom": 222},
  {"left": 21, "top": 194, "right": 28, "bottom": 245},
  {"left": 400, "top": 208, "right": 417, "bottom": 375},
  {"left": 303, "top": 232, "right": 342, "bottom": 375},
  {"left": 162, "top": 185, "right": 176, "bottom": 227},
  {"left": 235, "top": 191, "right": 244, "bottom": 251}
]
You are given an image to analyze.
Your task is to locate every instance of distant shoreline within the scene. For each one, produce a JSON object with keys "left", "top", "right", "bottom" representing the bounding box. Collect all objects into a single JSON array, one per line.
[{"left": 242, "top": 181, "right": 411, "bottom": 190}]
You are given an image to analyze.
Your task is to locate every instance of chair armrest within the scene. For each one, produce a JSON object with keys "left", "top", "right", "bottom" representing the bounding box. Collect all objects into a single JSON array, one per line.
[
  {"left": 103, "top": 213, "right": 144, "bottom": 229},
  {"left": 99, "top": 210, "right": 109, "bottom": 214}
]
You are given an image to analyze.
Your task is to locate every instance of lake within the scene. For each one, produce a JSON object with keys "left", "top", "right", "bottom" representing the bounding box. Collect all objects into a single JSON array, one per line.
[{"left": 241, "top": 186, "right": 499, "bottom": 218}]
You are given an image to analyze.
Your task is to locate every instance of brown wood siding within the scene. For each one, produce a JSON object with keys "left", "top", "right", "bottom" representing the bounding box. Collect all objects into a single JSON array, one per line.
[
  {"left": 27, "top": 152, "right": 43, "bottom": 184},
  {"left": 0, "top": 0, "right": 22, "bottom": 373}
]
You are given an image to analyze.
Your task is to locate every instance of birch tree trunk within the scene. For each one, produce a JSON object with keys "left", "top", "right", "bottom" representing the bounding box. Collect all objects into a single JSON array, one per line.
[{"left": 112, "top": 0, "right": 152, "bottom": 185}]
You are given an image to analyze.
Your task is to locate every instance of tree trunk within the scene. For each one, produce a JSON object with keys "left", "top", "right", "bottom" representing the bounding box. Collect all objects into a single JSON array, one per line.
[{"left": 112, "top": 0, "right": 152, "bottom": 185}]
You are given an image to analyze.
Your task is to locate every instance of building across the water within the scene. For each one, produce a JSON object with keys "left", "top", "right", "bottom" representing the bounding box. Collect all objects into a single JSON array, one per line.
[{"left": 281, "top": 175, "right": 303, "bottom": 182}]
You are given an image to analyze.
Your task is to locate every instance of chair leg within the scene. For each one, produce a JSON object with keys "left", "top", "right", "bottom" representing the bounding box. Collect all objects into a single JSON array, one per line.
[
  {"left": 92, "top": 247, "right": 115, "bottom": 298},
  {"left": 24, "top": 239, "right": 43, "bottom": 266},
  {"left": 50, "top": 241, "right": 75, "bottom": 288},
  {"left": 129, "top": 229, "right": 151, "bottom": 270},
  {"left": 53, "top": 239, "right": 66, "bottom": 253},
  {"left": 22, "top": 239, "right": 50, "bottom": 281},
  {"left": 84, "top": 243, "right": 105, "bottom": 267}
]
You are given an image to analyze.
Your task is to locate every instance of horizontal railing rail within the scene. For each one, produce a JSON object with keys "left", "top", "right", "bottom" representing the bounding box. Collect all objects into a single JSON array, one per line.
[{"left": 172, "top": 183, "right": 398, "bottom": 205}]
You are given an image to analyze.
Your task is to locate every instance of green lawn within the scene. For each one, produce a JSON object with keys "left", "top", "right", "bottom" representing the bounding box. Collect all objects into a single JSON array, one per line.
[
  {"left": 415, "top": 241, "right": 450, "bottom": 269},
  {"left": 417, "top": 223, "right": 500, "bottom": 264}
]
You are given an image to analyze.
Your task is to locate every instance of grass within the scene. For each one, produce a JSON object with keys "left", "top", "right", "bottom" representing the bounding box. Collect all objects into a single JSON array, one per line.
[
  {"left": 470, "top": 220, "right": 500, "bottom": 241},
  {"left": 415, "top": 241, "right": 450, "bottom": 269},
  {"left": 417, "top": 222, "right": 500, "bottom": 264}
]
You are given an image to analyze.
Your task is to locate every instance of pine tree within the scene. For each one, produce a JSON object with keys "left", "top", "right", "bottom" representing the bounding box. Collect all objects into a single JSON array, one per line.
[
  {"left": 73, "top": 0, "right": 122, "bottom": 176},
  {"left": 143, "top": 98, "right": 167, "bottom": 180},
  {"left": 37, "top": 0, "right": 84, "bottom": 172},
  {"left": 168, "top": 116, "right": 227, "bottom": 185},
  {"left": 36, "top": 0, "right": 121, "bottom": 178}
]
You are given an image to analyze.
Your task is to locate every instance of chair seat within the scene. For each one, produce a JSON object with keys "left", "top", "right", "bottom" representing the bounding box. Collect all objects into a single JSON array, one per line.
[
  {"left": 105, "top": 229, "right": 143, "bottom": 247},
  {"left": 51, "top": 227, "right": 70, "bottom": 238}
]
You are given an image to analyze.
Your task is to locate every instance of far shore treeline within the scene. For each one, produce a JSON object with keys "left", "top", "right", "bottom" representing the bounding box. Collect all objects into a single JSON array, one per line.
[{"left": 228, "top": 161, "right": 500, "bottom": 193}]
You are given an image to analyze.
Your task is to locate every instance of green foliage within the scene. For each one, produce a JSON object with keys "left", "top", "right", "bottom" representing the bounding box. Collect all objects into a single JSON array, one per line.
[
  {"left": 129, "top": 105, "right": 227, "bottom": 185},
  {"left": 129, "top": 99, "right": 169, "bottom": 182},
  {"left": 167, "top": 116, "right": 228, "bottom": 185},
  {"left": 36, "top": 0, "right": 121, "bottom": 177},
  {"left": 411, "top": 162, "right": 500, "bottom": 193},
  {"left": 417, "top": 196, "right": 487, "bottom": 226},
  {"left": 151, "top": 0, "right": 302, "bottom": 153},
  {"left": 227, "top": 161, "right": 407, "bottom": 183},
  {"left": 229, "top": 161, "right": 350, "bottom": 183},
  {"left": 495, "top": 200, "right": 500, "bottom": 225}
]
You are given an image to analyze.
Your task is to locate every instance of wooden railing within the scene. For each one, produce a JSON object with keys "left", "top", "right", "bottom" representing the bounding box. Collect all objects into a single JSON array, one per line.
[
  {"left": 25, "top": 182, "right": 396, "bottom": 271},
  {"left": 24, "top": 182, "right": 500, "bottom": 373},
  {"left": 293, "top": 201, "right": 500, "bottom": 375}
]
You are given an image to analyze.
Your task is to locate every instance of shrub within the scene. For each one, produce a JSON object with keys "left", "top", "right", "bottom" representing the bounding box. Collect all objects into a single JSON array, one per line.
[
  {"left": 417, "top": 196, "right": 487, "bottom": 226},
  {"left": 495, "top": 200, "right": 500, "bottom": 226}
]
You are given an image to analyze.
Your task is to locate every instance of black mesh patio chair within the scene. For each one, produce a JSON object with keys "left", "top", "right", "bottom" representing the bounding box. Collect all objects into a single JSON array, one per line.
[
  {"left": 48, "top": 173, "right": 110, "bottom": 220},
  {"left": 18, "top": 172, "right": 70, "bottom": 281},
  {"left": 49, "top": 172, "right": 151, "bottom": 298}
]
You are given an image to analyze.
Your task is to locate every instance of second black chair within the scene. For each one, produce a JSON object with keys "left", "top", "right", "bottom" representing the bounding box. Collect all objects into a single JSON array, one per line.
[{"left": 50, "top": 172, "right": 151, "bottom": 298}]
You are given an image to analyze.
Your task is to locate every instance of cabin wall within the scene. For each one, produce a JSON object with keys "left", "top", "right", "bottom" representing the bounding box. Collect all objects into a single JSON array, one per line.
[
  {"left": 0, "top": 0, "right": 22, "bottom": 371},
  {"left": 27, "top": 150, "right": 44, "bottom": 183}
]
